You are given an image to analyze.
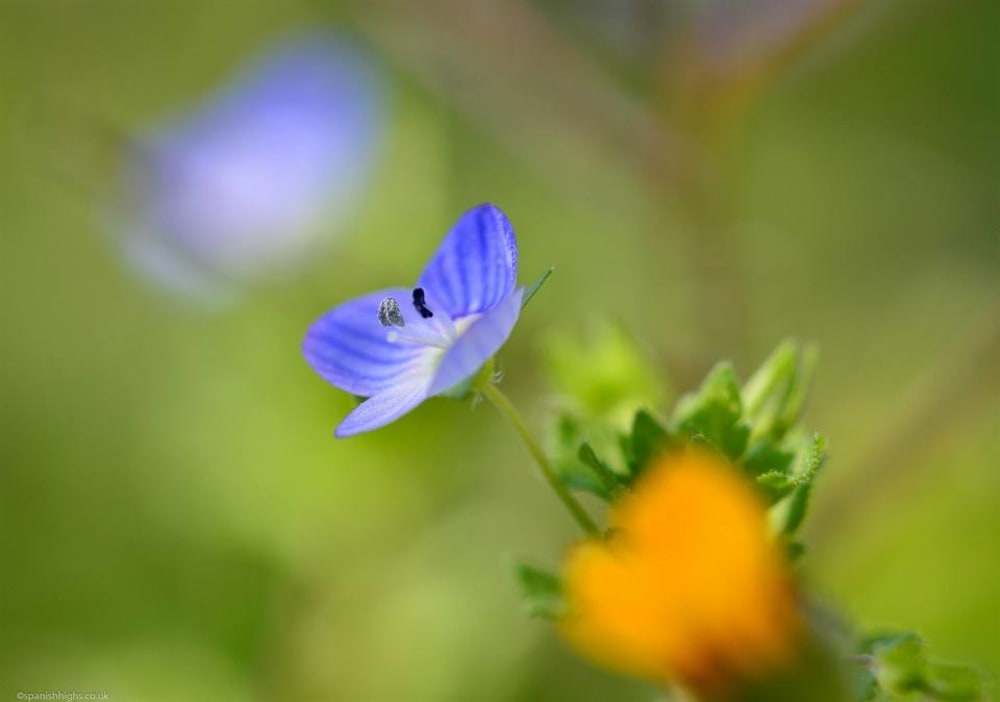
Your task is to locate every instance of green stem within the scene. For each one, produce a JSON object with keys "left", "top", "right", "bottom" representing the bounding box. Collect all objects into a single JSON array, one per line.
[{"left": 480, "top": 382, "right": 600, "bottom": 536}]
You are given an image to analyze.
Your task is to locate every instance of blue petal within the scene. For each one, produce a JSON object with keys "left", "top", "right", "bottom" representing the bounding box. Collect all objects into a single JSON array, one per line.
[
  {"left": 125, "top": 32, "right": 385, "bottom": 285},
  {"left": 428, "top": 288, "right": 524, "bottom": 396},
  {"left": 417, "top": 203, "right": 518, "bottom": 318},
  {"left": 303, "top": 288, "right": 432, "bottom": 397},
  {"left": 335, "top": 380, "right": 430, "bottom": 437}
]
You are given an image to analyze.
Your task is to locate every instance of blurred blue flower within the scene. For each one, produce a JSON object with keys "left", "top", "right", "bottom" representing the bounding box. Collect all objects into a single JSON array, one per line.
[
  {"left": 117, "top": 32, "right": 385, "bottom": 302},
  {"left": 303, "top": 204, "right": 524, "bottom": 437}
]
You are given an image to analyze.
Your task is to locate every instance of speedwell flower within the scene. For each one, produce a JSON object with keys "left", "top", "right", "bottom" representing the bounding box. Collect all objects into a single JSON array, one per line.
[
  {"left": 116, "top": 31, "right": 384, "bottom": 302},
  {"left": 303, "top": 204, "right": 524, "bottom": 437},
  {"left": 560, "top": 448, "right": 802, "bottom": 698}
]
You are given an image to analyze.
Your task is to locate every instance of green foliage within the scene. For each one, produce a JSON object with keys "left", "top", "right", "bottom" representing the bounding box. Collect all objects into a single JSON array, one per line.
[
  {"left": 543, "top": 322, "right": 666, "bottom": 421},
  {"left": 549, "top": 413, "right": 628, "bottom": 500},
  {"left": 510, "top": 560, "right": 565, "bottom": 620},
  {"left": 742, "top": 340, "right": 819, "bottom": 442},
  {"left": 766, "top": 434, "right": 826, "bottom": 535},
  {"left": 578, "top": 442, "right": 628, "bottom": 497},
  {"left": 543, "top": 338, "right": 829, "bottom": 538},
  {"left": 626, "top": 409, "right": 672, "bottom": 478},
  {"left": 672, "top": 362, "right": 751, "bottom": 460},
  {"left": 856, "top": 633, "right": 988, "bottom": 701}
]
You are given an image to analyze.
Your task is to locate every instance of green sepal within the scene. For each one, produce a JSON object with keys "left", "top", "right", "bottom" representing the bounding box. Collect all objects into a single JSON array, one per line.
[
  {"left": 451, "top": 357, "right": 496, "bottom": 399},
  {"left": 510, "top": 559, "right": 565, "bottom": 620},
  {"left": 521, "top": 266, "right": 554, "bottom": 310},
  {"left": 672, "top": 362, "right": 750, "bottom": 460}
]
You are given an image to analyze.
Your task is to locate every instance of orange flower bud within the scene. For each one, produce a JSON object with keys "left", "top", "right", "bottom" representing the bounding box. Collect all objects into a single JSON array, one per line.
[{"left": 560, "top": 449, "right": 802, "bottom": 697}]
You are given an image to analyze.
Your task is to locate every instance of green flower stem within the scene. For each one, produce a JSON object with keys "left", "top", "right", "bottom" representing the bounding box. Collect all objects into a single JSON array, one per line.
[{"left": 480, "top": 382, "right": 600, "bottom": 537}]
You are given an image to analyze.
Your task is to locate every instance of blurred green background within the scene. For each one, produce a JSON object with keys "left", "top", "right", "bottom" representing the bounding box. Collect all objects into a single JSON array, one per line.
[{"left": 1, "top": 1, "right": 997, "bottom": 700}]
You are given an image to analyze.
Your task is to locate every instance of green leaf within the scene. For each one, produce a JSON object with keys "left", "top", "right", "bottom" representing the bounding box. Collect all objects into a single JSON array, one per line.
[
  {"left": 849, "top": 666, "right": 880, "bottom": 702},
  {"left": 742, "top": 340, "right": 820, "bottom": 443},
  {"left": 743, "top": 340, "right": 799, "bottom": 420},
  {"left": 766, "top": 434, "right": 826, "bottom": 533},
  {"left": 775, "top": 343, "right": 819, "bottom": 436},
  {"left": 925, "top": 663, "right": 984, "bottom": 700},
  {"left": 873, "top": 633, "right": 927, "bottom": 694},
  {"left": 744, "top": 442, "right": 796, "bottom": 478},
  {"left": 672, "top": 362, "right": 750, "bottom": 460},
  {"left": 769, "top": 484, "right": 813, "bottom": 535},
  {"left": 859, "top": 632, "right": 986, "bottom": 701},
  {"left": 521, "top": 266, "right": 555, "bottom": 310},
  {"left": 627, "top": 409, "right": 671, "bottom": 476},
  {"left": 579, "top": 442, "right": 627, "bottom": 496},
  {"left": 556, "top": 461, "right": 613, "bottom": 500},
  {"left": 548, "top": 414, "right": 626, "bottom": 500},
  {"left": 510, "top": 560, "right": 565, "bottom": 619},
  {"left": 790, "top": 433, "right": 826, "bottom": 487}
]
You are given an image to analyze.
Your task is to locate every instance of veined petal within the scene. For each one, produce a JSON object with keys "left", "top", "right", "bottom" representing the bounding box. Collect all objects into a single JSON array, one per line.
[
  {"left": 303, "top": 288, "right": 433, "bottom": 397},
  {"left": 428, "top": 287, "right": 524, "bottom": 397},
  {"left": 335, "top": 379, "right": 431, "bottom": 437},
  {"left": 417, "top": 203, "right": 518, "bottom": 318}
]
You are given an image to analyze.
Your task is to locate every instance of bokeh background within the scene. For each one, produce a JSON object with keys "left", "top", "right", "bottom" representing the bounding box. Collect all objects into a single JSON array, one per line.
[{"left": 1, "top": 1, "right": 997, "bottom": 700}]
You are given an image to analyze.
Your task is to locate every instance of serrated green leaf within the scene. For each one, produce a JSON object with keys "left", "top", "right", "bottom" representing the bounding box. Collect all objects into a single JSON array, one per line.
[
  {"left": 521, "top": 266, "right": 555, "bottom": 310},
  {"left": 627, "top": 409, "right": 671, "bottom": 476},
  {"left": 510, "top": 560, "right": 565, "bottom": 619},
  {"left": 744, "top": 442, "right": 796, "bottom": 478},
  {"left": 673, "top": 362, "right": 750, "bottom": 460},
  {"left": 757, "top": 471, "right": 792, "bottom": 490},
  {"left": 789, "top": 433, "right": 827, "bottom": 486}
]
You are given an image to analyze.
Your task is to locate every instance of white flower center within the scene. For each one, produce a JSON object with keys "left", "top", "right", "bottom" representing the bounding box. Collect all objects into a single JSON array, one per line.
[{"left": 378, "top": 288, "right": 476, "bottom": 350}]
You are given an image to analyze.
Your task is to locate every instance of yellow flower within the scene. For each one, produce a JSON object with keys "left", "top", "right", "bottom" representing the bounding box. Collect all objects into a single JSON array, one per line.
[{"left": 560, "top": 448, "right": 801, "bottom": 696}]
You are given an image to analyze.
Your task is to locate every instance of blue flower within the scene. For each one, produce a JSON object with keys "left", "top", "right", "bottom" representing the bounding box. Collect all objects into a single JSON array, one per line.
[
  {"left": 303, "top": 204, "right": 524, "bottom": 437},
  {"left": 116, "top": 31, "right": 384, "bottom": 303}
]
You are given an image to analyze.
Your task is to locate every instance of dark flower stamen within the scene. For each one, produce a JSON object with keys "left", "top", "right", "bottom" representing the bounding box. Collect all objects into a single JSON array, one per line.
[
  {"left": 412, "top": 287, "right": 434, "bottom": 319},
  {"left": 377, "top": 297, "right": 405, "bottom": 327}
]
